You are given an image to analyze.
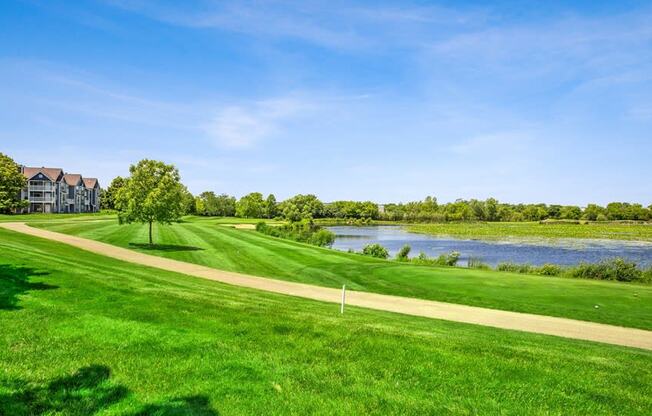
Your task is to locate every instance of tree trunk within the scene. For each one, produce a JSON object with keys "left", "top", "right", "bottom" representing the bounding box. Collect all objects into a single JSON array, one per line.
[{"left": 149, "top": 221, "right": 153, "bottom": 245}]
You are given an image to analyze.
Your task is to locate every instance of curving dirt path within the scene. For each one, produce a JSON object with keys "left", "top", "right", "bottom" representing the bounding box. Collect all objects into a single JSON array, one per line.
[{"left": 3, "top": 221, "right": 652, "bottom": 351}]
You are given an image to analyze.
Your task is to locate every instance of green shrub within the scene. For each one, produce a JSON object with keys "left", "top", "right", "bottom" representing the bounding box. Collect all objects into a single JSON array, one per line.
[
  {"left": 411, "top": 251, "right": 432, "bottom": 265},
  {"left": 436, "top": 251, "right": 460, "bottom": 266},
  {"left": 497, "top": 262, "right": 520, "bottom": 273},
  {"left": 256, "top": 220, "right": 335, "bottom": 247},
  {"left": 467, "top": 256, "right": 490, "bottom": 270},
  {"left": 396, "top": 245, "right": 411, "bottom": 261},
  {"left": 412, "top": 251, "right": 461, "bottom": 267},
  {"left": 362, "top": 243, "right": 389, "bottom": 259},
  {"left": 569, "top": 258, "right": 642, "bottom": 282},
  {"left": 497, "top": 262, "right": 535, "bottom": 274},
  {"left": 518, "top": 264, "right": 533, "bottom": 274},
  {"left": 496, "top": 259, "right": 650, "bottom": 283},
  {"left": 309, "top": 229, "right": 335, "bottom": 247},
  {"left": 535, "top": 264, "right": 563, "bottom": 276},
  {"left": 642, "top": 267, "right": 652, "bottom": 284}
]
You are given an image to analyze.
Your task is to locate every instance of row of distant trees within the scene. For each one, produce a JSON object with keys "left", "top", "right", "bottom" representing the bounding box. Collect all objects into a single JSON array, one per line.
[
  {"left": 380, "top": 197, "right": 652, "bottom": 222},
  {"left": 193, "top": 193, "right": 379, "bottom": 222},
  {"left": 101, "top": 172, "right": 652, "bottom": 223},
  {"left": 187, "top": 194, "right": 652, "bottom": 223}
]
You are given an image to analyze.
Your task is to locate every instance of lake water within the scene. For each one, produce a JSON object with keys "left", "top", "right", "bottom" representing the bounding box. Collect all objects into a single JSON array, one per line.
[{"left": 327, "top": 226, "right": 652, "bottom": 267}]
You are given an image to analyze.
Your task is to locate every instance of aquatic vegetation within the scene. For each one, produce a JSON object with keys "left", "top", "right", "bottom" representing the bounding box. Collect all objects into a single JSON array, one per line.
[
  {"left": 570, "top": 258, "right": 642, "bottom": 283},
  {"left": 362, "top": 243, "right": 389, "bottom": 259},
  {"left": 409, "top": 222, "right": 652, "bottom": 242},
  {"left": 412, "top": 251, "right": 461, "bottom": 267},
  {"left": 396, "top": 244, "right": 411, "bottom": 261},
  {"left": 537, "top": 264, "right": 563, "bottom": 276},
  {"left": 497, "top": 258, "right": 651, "bottom": 283},
  {"left": 467, "top": 257, "right": 491, "bottom": 270}
]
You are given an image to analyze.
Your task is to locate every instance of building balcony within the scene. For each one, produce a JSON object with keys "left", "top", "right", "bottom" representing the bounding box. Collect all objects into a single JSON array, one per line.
[
  {"left": 28, "top": 185, "right": 56, "bottom": 192},
  {"left": 29, "top": 196, "right": 56, "bottom": 203}
]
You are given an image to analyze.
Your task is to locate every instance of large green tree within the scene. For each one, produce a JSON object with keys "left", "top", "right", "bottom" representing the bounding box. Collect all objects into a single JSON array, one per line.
[
  {"left": 101, "top": 176, "right": 126, "bottom": 210},
  {"left": 0, "top": 153, "right": 27, "bottom": 214},
  {"left": 279, "top": 194, "right": 324, "bottom": 221},
  {"left": 181, "top": 186, "right": 196, "bottom": 215},
  {"left": 236, "top": 192, "right": 265, "bottom": 218},
  {"left": 115, "top": 159, "right": 186, "bottom": 245},
  {"left": 198, "top": 192, "right": 236, "bottom": 216},
  {"left": 264, "top": 194, "right": 278, "bottom": 219}
]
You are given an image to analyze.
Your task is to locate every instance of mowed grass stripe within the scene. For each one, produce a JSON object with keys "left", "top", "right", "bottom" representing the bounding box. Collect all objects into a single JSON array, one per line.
[
  {"left": 34, "top": 219, "right": 652, "bottom": 330},
  {"left": 185, "top": 224, "right": 333, "bottom": 284},
  {"left": 1, "top": 228, "right": 651, "bottom": 414}
]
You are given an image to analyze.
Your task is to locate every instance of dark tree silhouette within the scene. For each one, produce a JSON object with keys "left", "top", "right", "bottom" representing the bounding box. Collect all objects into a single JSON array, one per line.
[
  {"left": 0, "top": 365, "right": 128, "bottom": 415},
  {"left": 0, "top": 264, "right": 56, "bottom": 310}
]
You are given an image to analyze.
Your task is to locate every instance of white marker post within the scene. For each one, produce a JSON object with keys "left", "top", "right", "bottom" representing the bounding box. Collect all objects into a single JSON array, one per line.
[{"left": 341, "top": 285, "right": 346, "bottom": 314}]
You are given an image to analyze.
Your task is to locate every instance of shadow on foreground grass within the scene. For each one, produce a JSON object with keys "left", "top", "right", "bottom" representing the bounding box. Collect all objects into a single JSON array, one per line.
[
  {"left": 0, "top": 365, "right": 218, "bottom": 415},
  {"left": 129, "top": 243, "right": 205, "bottom": 252},
  {"left": 0, "top": 264, "right": 57, "bottom": 310}
]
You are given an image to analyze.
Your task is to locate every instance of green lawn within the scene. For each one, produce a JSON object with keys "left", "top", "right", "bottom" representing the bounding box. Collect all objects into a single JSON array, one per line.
[
  {"left": 1, "top": 228, "right": 651, "bottom": 415},
  {"left": 0, "top": 212, "right": 116, "bottom": 223},
  {"left": 33, "top": 218, "right": 652, "bottom": 330},
  {"left": 408, "top": 221, "right": 652, "bottom": 242}
]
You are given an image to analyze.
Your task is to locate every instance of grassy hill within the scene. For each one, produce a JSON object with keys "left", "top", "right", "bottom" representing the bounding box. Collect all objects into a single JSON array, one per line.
[
  {"left": 1, "top": 227, "right": 651, "bottom": 414},
  {"left": 33, "top": 217, "right": 652, "bottom": 330}
]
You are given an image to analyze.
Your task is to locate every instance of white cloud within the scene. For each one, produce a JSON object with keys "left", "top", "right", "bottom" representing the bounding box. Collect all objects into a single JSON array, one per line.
[{"left": 203, "top": 96, "right": 314, "bottom": 148}]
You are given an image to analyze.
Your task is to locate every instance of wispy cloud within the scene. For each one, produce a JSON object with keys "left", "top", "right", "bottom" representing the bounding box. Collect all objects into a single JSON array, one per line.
[
  {"left": 203, "top": 95, "right": 321, "bottom": 148},
  {"left": 0, "top": 59, "right": 201, "bottom": 131},
  {"left": 101, "top": 0, "right": 485, "bottom": 50},
  {"left": 429, "top": 9, "right": 652, "bottom": 79}
]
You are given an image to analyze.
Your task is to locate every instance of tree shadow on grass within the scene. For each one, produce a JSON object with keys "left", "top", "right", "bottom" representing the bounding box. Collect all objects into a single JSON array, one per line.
[
  {"left": 131, "top": 395, "right": 219, "bottom": 416},
  {"left": 0, "top": 365, "right": 128, "bottom": 415},
  {"left": 0, "top": 365, "right": 219, "bottom": 415},
  {"left": 0, "top": 264, "right": 57, "bottom": 310},
  {"left": 129, "top": 243, "right": 205, "bottom": 252}
]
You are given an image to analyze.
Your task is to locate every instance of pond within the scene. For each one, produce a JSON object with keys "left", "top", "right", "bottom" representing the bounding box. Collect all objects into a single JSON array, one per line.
[{"left": 327, "top": 226, "right": 652, "bottom": 267}]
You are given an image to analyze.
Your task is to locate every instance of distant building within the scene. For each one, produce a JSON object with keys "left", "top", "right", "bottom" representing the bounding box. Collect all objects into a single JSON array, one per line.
[{"left": 18, "top": 166, "right": 100, "bottom": 213}]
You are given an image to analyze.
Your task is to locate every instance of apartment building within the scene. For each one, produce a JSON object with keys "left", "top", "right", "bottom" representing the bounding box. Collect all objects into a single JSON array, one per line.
[{"left": 19, "top": 166, "right": 100, "bottom": 213}]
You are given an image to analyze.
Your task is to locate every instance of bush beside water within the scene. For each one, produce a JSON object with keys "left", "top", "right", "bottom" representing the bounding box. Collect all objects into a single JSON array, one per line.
[
  {"left": 362, "top": 243, "right": 389, "bottom": 259},
  {"left": 498, "top": 258, "right": 651, "bottom": 283},
  {"left": 467, "top": 256, "right": 491, "bottom": 270},
  {"left": 412, "top": 251, "right": 461, "bottom": 267},
  {"left": 396, "top": 245, "right": 411, "bottom": 261},
  {"left": 569, "top": 258, "right": 643, "bottom": 282},
  {"left": 256, "top": 221, "right": 335, "bottom": 247}
]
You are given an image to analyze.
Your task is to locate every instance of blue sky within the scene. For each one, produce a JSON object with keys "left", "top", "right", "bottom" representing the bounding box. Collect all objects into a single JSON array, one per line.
[{"left": 1, "top": 0, "right": 651, "bottom": 205}]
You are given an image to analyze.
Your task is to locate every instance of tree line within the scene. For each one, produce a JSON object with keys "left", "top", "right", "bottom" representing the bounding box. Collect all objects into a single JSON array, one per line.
[
  {"left": 379, "top": 197, "right": 652, "bottom": 222},
  {"left": 99, "top": 173, "right": 652, "bottom": 223}
]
